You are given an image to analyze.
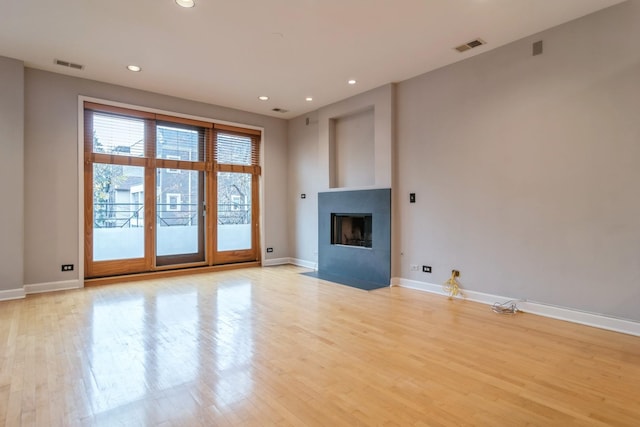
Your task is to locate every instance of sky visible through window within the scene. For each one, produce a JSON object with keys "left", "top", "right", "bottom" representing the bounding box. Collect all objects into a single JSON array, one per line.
[{"left": 93, "top": 113, "right": 145, "bottom": 157}]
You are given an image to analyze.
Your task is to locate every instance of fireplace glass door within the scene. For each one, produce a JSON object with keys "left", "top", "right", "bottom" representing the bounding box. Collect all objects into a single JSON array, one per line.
[{"left": 331, "top": 214, "right": 373, "bottom": 248}]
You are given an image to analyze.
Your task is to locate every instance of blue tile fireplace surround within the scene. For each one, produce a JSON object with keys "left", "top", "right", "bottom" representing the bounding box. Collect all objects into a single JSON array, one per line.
[{"left": 314, "top": 188, "right": 391, "bottom": 290}]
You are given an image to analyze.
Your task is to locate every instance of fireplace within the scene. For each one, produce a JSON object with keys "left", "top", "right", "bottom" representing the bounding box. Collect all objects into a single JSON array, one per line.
[
  {"left": 331, "top": 214, "right": 372, "bottom": 248},
  {"left": 313, "top": 188, "right": 391, "bottom": 290}
]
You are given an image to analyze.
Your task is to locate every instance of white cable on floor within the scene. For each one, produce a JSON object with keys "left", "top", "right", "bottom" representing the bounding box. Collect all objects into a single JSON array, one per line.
[{"left": 491, "top": 300, "right": 520, "bottom": 315}]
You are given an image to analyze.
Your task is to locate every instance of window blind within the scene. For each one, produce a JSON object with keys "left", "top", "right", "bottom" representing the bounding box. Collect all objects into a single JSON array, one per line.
[{"left": 84, "top": 101, "right": 262, "bottom": 171}]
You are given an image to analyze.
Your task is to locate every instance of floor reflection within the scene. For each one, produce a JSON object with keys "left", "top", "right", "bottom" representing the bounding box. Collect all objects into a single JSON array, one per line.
[
  {"left": 214, "top": 282, "right": 254, "bottom": 405},
  {"left": 89, "top": 295, "right": 147, "bottom": 414},
  {"left": 86, "top": 280, "right": 255, "bottom": 419},
  {"left": 155, "top": 291, "right": 198, "bottom": 390}
]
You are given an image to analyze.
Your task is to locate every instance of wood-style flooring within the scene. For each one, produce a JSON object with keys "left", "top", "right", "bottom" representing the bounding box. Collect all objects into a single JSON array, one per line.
[{"left": 1, "top": 265, "right": 639, "bottom": 426}]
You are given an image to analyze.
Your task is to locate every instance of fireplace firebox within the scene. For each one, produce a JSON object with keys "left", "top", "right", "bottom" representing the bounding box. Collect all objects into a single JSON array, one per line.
[{"left": 331, "top": 214, "right": 372, "bottom": 248}]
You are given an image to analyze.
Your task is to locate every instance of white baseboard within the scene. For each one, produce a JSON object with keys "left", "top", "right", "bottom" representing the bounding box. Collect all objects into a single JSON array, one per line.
[
  {"left": 23, "top": 279, "right": 82, "bottom": 295},
  {"left": 262, "top": 257, "right": 317, "bottom": 270},
  {"left": 518, "top": 301, "right": 640, "bottom": 337},
  {"left": 262, "top": 257, "right": 292, "bottom": 267},
  {"left": 391, "top": 277, "right": 640, "bottom": 337},
  {"left": 0, "top": 288, "right": 26, "bottom": 301},
  {"left": 262, "top": 258, "right": 318, "bottom": 270},
  {"left": 391, "top": 277, "right": 444, "bottom": 294},
  {"left": 289, "top": 258, "right": 317, "bottom": 270}
]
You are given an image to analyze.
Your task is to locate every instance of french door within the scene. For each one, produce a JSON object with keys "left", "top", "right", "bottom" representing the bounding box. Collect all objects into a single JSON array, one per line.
[
  {"left": 211, "top": 129, "right": 261, "bottom": 265},
  {"left": 83, "top": 102, "right": 261, "bottom": 278}
]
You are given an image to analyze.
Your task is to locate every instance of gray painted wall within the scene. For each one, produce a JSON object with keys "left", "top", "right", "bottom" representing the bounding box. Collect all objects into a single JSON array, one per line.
[
  {"left": 22, "top": 68, "right": 288, "bottom": 286},
  {"left": 5, "top": 1, "right": 640, "bottom": 323},
  {"left": 287, "top": 112, "right": 320, "bottom": 265},
  {"left": 333, "top": 108, "right": 375, "bottom": 188},
  {"left": 0, "top": 57, "right": 24, "bottom": 292},
  {"left": 396, "top": 0, "right": 640, "bottom": 321},
  {"left": 318, "top": 84, "right": 394, "bottom": 190},
  {"left": 290, "top": 0, "right": 640, "bottom": 322}
]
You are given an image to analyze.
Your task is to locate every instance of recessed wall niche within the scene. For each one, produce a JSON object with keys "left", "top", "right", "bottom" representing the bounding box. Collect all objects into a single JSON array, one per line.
[
  {"left": 318, "top": 83, "right": 394, "bottom": 191},
  {"left": 329, "top": 107, "right": 375, "bottom": 188}
]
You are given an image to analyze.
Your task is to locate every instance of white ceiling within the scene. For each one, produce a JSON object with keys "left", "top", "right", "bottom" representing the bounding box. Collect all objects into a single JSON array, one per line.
[{"left": 0, "top": 0, "right": 625, "bottom": 119}]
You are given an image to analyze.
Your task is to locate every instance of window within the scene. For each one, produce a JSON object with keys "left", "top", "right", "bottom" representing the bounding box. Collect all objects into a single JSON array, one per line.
[
  {"left": 92, "top": 112, "right": 145, "bottom": 157},
  {"left": 165, "top": 155, "right": 182, "bottom": 174},
  {"left": 231, "top": 194, "right": 242, "bottom": 211},
  {"left": 214, "top": 128, "right": 261, "bottom": 261},
  {"left": 84, "top": 101, "right": 262, "bottom": 278},
  {"left": 166, "top": 193, "right": 181, "bottom": 211}
]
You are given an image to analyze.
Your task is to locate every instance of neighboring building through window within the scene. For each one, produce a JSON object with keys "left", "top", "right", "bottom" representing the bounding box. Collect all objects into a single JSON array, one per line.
[{"left": 166, "top": 193, "right": 181, "bottom": 211}]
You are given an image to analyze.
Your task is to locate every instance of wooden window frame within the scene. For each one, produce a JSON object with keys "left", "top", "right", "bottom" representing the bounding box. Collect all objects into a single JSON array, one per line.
[{"left": 83, "top": 101, "right": 261, "bottom": 279}]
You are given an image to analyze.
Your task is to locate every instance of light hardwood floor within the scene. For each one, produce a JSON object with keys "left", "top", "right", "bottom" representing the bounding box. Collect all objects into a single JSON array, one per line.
[{"left": 1, "top": 265, "right": 639, "bottom": 426}]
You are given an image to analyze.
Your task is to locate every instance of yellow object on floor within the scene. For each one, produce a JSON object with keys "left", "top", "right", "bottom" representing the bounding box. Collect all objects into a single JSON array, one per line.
[{"left": 443, "top": 270, "right": 464, "bottom": 299}]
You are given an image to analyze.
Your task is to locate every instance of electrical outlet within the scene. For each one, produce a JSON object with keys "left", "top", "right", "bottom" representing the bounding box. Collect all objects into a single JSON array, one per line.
[
  {"left": 410, "top": 264, "right": 419, "bottom": 271},
  {"left": 422, "top": 265, "right": 432, "bottom": 273},
  {"left": 61, "top": 264, "right": 74, "bottom": 272},
  {"left": 266, "top": 247, "right": 274, "bottom": 253}
]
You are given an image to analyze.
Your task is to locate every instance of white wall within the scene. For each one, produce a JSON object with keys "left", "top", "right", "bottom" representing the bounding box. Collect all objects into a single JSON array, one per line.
[
  {"left": 0, "top": 56, "right": 24, "bottom": 294},
  {"left": 22, "top": 69, "right": 288, "bottom": 287},
  {"left": 395, "top": 0, "right": 640, "bottom": 322}
]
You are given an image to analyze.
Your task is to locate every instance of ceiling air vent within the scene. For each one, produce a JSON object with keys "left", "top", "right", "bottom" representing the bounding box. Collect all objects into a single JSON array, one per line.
[
  {"left": 54, "top": 59, "right": 84, "bottom": 70},
  {"left": 454, "top": 38, "right": 486, "bottom": 53},
  {"left": 272, "top": 108, "right": 289, "bottom": 113}
]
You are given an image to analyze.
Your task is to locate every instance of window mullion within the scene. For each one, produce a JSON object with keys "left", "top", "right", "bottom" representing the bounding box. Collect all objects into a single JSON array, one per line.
[{"left": 144, "top": 119, "right": 156, "bottom": 271}]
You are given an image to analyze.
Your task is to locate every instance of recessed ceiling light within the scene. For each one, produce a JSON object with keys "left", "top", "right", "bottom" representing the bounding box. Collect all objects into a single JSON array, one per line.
[
  {"left": 127, "top": 65, "right": 141, "bottom": 72},
  {"left": 348, "top": 79, "right": 357, "bottom": 85},
  {"left": 175, "top": 0, "right": 195, "bottom": 7},
  {"left": 258, "top": 96, "right": 269, "bottom": 101},
  {"left": 305, "top": 97, "right": 313, "bottom": 102}
]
